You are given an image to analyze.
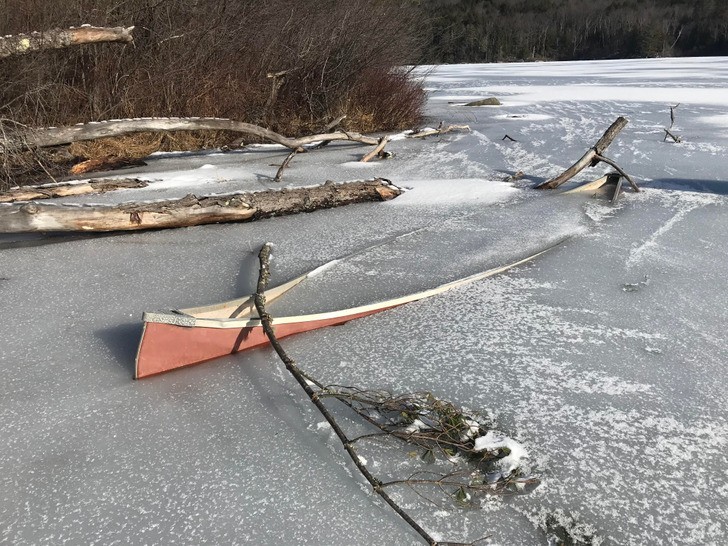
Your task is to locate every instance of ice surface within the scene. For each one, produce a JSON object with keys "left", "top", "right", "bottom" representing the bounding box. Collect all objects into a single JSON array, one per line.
[{"left": 2, "top": 57, "right": 728, "bottom": 545}]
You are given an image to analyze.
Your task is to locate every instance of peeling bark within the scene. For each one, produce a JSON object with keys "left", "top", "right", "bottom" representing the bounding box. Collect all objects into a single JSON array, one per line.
[
  {"left": 0, "top": 26, "right": 134, "bottom": 59},
  {"left": 3, "top": 117, "right": 379, "bottom": 152},
  {"left": 0, "top": 178, "right": 401, "bottom": 233}
]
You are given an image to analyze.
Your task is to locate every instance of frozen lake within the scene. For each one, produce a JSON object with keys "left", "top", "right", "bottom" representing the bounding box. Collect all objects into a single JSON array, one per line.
[{"left": 1, "top": 57, "right": 727, "bottom": 544}]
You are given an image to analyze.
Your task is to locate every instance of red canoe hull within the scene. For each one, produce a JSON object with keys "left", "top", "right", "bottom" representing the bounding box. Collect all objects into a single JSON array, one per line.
[{"left": 135, "top": 306, "right": 394, "bottom": 379}]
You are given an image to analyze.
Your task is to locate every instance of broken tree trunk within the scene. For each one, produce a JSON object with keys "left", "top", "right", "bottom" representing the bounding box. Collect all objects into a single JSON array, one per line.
[
  {"left": 0, "top": 26, "right": 134, "bottom": 59},
  {"left": 0, "top": 178, "right": 400, "bottom": 233},
  {"left": 535, "top": 117, "right": 630, "bottom": 190},
  {"left": 2, "top": 117, "right": 379, "bottom": 152},
  {"left": 0, "top": 178, "right": 148, "bottom": 203}
]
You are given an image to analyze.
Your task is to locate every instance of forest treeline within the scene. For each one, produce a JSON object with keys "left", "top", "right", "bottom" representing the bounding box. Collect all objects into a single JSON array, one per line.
[{"left": 424, "top": 0, "right": 728, "bottom": 62}]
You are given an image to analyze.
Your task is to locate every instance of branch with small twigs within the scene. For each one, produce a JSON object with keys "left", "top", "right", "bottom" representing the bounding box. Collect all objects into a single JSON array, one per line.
[
  {"left": 252, "top": 243, "right": 439, "bottom": 546},
  {"left": 253, "top": 243, "right": 537, "bottom": 545}
]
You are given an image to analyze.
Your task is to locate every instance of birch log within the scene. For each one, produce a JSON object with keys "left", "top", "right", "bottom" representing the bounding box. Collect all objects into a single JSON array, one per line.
[
  {"left": 0, "top": 26, "right": 134, "bottom": 59},
  {"left": 535, "top": 117, "right": 629, "bottom": 190},
  {"left": 0, "top": 179, "right": 400, "bottom": 233}
]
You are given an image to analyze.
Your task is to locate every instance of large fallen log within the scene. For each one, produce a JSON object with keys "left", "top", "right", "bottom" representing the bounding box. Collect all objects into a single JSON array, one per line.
[
  {"left": 2, "top": 117, "right": 379, "bottom": 152},
  {"left": 535, "top": 117, "right": 631, "bottom": 190},
  {"left": 0, "top": 178, "right": 400, "bottom": 233},
  {"left": 0, "top": 26, "right": 134, "bottom": 59},
  {"left": 0, "top": 178, "right": 148, "bottom": 203}
]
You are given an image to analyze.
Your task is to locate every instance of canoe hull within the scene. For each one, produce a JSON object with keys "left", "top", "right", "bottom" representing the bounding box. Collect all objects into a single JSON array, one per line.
[
  {"left": 134, "top": 242, "right": 562, "bottom": 379},
  {"left": 135, "top": 306, "right": 394, "bottom": 378}
]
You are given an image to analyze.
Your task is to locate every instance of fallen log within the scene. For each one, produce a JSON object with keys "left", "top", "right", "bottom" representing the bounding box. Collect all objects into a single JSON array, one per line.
[
  {"left": 2, "top": 117, "right": 379, "bottom": 152},
  {"left": 407, "top": 124, "right": 470, "bottom": 139},
  {"left": 535, "top": 117, "right": 630, "bottom": 190},
  {"left": 0, "top": 178, "right": 148, "bottom": 203},
  {"left": 0, "top": 178, "right": 400, "bottom": 233},
  {"left": 0, "top": 26, "right": 134, "bottom": 59}
]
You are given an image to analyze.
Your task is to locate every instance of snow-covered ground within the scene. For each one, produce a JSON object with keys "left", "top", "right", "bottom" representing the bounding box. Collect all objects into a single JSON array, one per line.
[{"left": 1, "top": 57, "right": 727, "bottom": 545}]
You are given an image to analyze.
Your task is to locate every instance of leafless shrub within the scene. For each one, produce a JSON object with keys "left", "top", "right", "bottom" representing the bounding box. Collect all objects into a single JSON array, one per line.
[{"left": 0, "top": 1, "right": 425, "bottom": 133}]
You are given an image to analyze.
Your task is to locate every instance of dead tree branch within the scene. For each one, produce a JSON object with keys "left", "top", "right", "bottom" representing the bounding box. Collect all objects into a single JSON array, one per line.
[
  {"left": 0, "top": 178, "right": 147, "bottom": 203},
  {"left": 1, "top": 117, "right": 380, "bottom": 152},
  {"left": 252, "top": 243, "right": 439, "bottom": 546},
  {"left": 535, "top": 117, "right": 638, "bottom": 191},
  {"left": 593, "top": 154, "right": 639, "bottom": 192},
  {"left": 669, "top": 103, "right": 680, "bottom": 129},
  {"left": 361, "top": 136, "right": 391, "bottom": 162},
  {"left": 252, "top": 245, "right": 541, "bottom": 544},
  {"left": 274, "top": 147, "right": 304, "bottom": 182},
  {"left": 0, "top": 26, "right": 134, "bottom": 59},
  {"left": 0, "top": 178, "right": 401, "bottom": 233},
  {"left": 407, "top": 125, "right": 470, "bottom": 139},
  {"left": 662, "top": 128, "right": 682, "bottom": 143}
]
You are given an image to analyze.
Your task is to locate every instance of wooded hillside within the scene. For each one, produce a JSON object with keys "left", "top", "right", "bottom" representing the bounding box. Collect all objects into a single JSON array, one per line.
[{"left": 424, "top": 0, "right": 728, "bottom": 62}]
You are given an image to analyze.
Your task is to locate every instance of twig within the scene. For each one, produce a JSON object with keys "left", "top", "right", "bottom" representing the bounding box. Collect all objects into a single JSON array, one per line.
[{"left": 253, "top": 243, "right": 440, "bottom": 546}]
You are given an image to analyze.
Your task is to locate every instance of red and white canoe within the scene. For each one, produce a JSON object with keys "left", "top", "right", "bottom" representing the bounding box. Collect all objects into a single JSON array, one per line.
[{"left": 134, "top": 245, "right": 557, "bottom": 379}]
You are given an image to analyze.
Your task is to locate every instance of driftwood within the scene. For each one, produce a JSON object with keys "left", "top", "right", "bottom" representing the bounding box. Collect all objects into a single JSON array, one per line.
[
  {"left": 273, "top": 147, "right": 304, "bottom": 182},
  {"left": 535, "top": 117, "right": 639, "bottom": 191},
  {"left": 0, "top": 26, "right": 134, "bottom": 59},
  {"left": 663, "top": 128, "right": 682, "bottom": 143},
  {"left": 0, "top": 178, "right": 148, "bottom": 203},
  {"left": 360, "top": 136, "right": 390, "bottom": 162},
  {"left": 0, "top": 178, "right": 400, "bottom": 233},
  {"left": 2, "top": 117, "right": 379, "bottom": 152},
  {"left": 407, "top": 124, "right": 470, "bottom": 139}
]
